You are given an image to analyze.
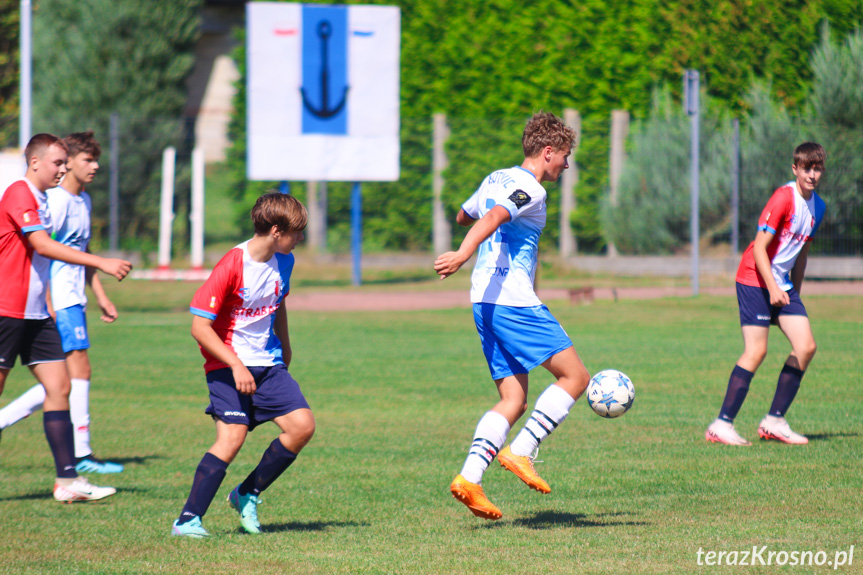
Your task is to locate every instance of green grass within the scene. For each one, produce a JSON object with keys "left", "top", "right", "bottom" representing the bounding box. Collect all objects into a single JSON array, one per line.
[{"left": 0, "top": 287, "right": 860, "bottom": 574}]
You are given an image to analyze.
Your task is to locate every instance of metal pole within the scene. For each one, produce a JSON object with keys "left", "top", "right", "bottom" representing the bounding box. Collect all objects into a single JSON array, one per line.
[
  {"left": 608, "top": 110, "right": 629, "bottom": 258},
  {"left": 351, "top": 182, "right": 362, "bottom": 286},
  {"left": 109, "top": 113, "right": 119, "bottom": 252},
  {"left": 731, "top": 118, "right": 740, "bottom": 258},
  {"left": 157, "top": 147, "right": 176, "bottom": 270},
  {"left": 684, "top": 70, "right": 700, "bottom": 296},
  {"left": 190, "top": 146, "right": 205, "bottom": 269},
  {"left": 19, "top": 0, "right": 32, "bottom": 149},
  {"left": 279, "top": 181, "right": 290, "bottom": 194}
]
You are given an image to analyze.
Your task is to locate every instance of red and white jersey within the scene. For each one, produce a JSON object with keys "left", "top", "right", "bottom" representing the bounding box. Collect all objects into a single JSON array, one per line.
[
  {"left": 737, "top": 181, "right": 827, "bottom": 291},
  {"left": 189, "top": 240, "right": 295, "bottom": 373},
  {"left": 0, "top": 179, "right": 53, "bottom": 319}
]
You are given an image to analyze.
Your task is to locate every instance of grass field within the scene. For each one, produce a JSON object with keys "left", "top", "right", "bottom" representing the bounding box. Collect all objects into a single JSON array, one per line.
[{"left": 0, "top": 282, "right": 860, "bottom": 574}]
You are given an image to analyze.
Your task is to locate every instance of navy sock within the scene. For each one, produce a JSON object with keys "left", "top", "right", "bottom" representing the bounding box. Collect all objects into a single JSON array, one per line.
[
  {"left": 239, "top": 439, "right": 297, "bottom": 497},
  {"left": 179, "top": 452, "right": 228, "bottom": 524},
  {"left": 43, "top": 411, "right": 77, "bottom": 478},
  {"left": 718, "top": 365, "right": 754, "bottom": 422},
  {"left": 768, "top": 364, "right": 804, "bottom": 417}
]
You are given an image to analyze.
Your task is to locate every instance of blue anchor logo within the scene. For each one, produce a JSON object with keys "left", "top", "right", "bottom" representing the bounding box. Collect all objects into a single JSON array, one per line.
[{"left": 301, "top": 20, "right": 349, "bottom": 119}]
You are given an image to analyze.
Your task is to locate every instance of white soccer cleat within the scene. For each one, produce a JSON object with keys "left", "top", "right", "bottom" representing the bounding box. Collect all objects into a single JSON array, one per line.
[
  {"left": 705, "top": 419, "right": 751, "bottom": 446},
  {"left": 758, "top": 416, "right": 809, "bottom": 445},
  {"left": 53, "top": 477, "right": 117, "bottom": 503}
]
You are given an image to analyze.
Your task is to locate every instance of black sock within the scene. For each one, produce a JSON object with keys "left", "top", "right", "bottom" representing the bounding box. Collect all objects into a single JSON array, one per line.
[
  {"left": 768, "top": 364, "right": 804, "bottom": 417},
  {"left": 43, "top": 411, "right": 77, "bottom": 478},
  {"left": 178, "top": 452, "right": 228, "bottom": 524},
  {"left": 718, "top": 365, "right": 754, "bottom": 422},
  {"left": 239, "top": 439, "right": 297, "bottom": 497}
]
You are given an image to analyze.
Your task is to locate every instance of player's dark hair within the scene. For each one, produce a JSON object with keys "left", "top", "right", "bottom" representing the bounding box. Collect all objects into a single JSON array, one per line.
[
  {"left": 251, "top": 192, "right": 308, "bottom": 235},
  {"left": 24, "top": 133, "right": 67, "bottom": 163},
  {"left": 793, "top": 142, "right": 826, "bottom": 170},
  {"left": 522, "top": 112, "right": 577, "bottom": 158},
  {"left": 64, "top": 131, "right": 102, "bottom": 160}
]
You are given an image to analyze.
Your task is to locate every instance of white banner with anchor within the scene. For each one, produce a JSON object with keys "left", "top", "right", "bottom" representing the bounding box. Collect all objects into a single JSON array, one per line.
[{"left": 247, "top": 2, "right": 401, "bottom": 182}]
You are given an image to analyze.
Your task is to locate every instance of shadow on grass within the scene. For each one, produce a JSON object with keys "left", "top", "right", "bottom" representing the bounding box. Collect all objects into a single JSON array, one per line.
[
  {"left": 262, "top": 520, "right": 370, "bottom": 533},
  {"left": 107, "top": 455, "right": 166, "bottom": 466},
  {"left": 805, "top": 431, "right": 861, "bottom": 442},
  {"left": 0, "top": 491, "right": 54, "bottom": 502},
  {"left": 479, "top": 511, "right": 648, "bottom": 530}
]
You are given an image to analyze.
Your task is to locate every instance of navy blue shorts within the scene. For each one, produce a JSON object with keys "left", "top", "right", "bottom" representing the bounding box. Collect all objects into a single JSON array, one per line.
[
  {"left": 0, "top": 316, "right": 65, "bottom": 369},
  {"left": 205, "top": 364, "right": 310, "bottom": 431},
  {"left": 736, "top": 283, "right": 808, "bottom": 327}
]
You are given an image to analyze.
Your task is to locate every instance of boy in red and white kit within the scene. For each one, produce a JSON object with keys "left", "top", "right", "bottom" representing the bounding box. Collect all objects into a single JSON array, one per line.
[
  {"left": 0, "top": 133, "right": 131, "bottom": 501},
  {"left": 172, "top": 192, "right": 314, "bottom": 538},
  {"left": 706, "top": 142, "right": 827, "bottom": 446}
]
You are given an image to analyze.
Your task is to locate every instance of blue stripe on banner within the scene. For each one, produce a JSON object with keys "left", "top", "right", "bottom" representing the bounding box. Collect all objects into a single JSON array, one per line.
[{"left": 301, "top": 4, "right": 349, "bottom": 135}]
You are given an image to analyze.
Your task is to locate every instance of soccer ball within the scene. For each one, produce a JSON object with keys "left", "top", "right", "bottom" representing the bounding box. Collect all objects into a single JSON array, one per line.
[{"left": 586, "top": 369, "right": 635, "bottom": 418}]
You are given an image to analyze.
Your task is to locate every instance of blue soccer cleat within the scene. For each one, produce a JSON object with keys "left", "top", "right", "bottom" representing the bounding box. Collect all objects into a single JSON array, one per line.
[
  {"left": 228, "top": 486, "right": 262, "bottom": 534},
  {"left": 171, "top": 516, "right": 210, "bottom": 538},
  {"left": 76, "top": 456, "right": 124, "bottom": 474}
]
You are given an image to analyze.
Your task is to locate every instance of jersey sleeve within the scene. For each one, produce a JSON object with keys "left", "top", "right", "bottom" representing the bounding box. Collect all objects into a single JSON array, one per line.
[
  {"left": 4, "top": 182, "right": 45, "bottom": 234},
  {"left": 757, "top": 187, "right": 792, "bottom": 236},
  {"left": 190, "top": 248, "right": 243, "bottom": 320},
  {"left": 461, "top": 185, "right": 483, "bottom": 220}
]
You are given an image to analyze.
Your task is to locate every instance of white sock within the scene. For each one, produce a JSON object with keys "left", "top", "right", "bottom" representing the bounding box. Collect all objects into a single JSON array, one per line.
[
  {"left": 69, "top": 378, "right": 92, "bottom": 459},
  {"left": 460, "top": 411, "right": 510, "bottom": 484},
  {"left": 0, "top": 384, "right": 46, "bottom": 428},
  {"left": 510, "top": 384, "right": 576, "bottom": 457}
]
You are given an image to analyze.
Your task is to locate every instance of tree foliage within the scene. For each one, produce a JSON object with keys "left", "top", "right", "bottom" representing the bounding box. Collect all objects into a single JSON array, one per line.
[
  {"left": 0, "top": 0, "right": 19, "bottom": 147},
  {"left": 31, "top": 0, "right": 201, "bottom": 250},
  {"left": 227, "top": 0, "right": 862, "bottom": 254}
]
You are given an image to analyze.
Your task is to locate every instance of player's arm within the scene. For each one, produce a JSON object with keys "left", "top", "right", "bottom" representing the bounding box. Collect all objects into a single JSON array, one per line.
[
  {"left": 191, "top": 314, "right": 256, "bottom": 395},
  {"left": 27, "top": 230, "right": 132, "bottom": 280},
  {"left": 273, "top": 299, "right": 292, "bottom": 369},
  {"left": 86, "top": 265, "right": 118, "bottom": 323},
  {"left": 455, "top": 208, "right": 476, "bottom": 227},
  {"left": 790, "top": 241, "right": 811, "bottom": 294},
  {"left": 434, "top": 205, "right": 511, "bottom": 279},
  {"left": 751, "top": 229, "right": 789, "bottom": 307}
]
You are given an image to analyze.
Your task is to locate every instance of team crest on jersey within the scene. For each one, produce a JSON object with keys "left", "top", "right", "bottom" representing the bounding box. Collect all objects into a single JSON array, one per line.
[
  {"left": 209, "top": 296, "right": 217, "bottom": 309},
  {"left": 23, "top": 211, "right": 32, "bottom": 223},
  {"left": 274, "top": 280, "right": 281, "bottom": 297},
  {"left": 508, "top": 189, "right": 531, "bottom": 209},
  {"left": 238, "top": 287, "right": 251, "bottom": 301}
]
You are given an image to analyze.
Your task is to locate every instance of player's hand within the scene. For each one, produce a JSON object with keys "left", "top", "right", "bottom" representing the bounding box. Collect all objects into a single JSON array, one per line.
[
  {"left": 232, "top": 364, "right": 257, "bottom": 396},
  {"left": 98, "top": 298, "right": 118, "bottom": 323},
  {"left": 768, "top": 287, "right": 790, "bottom": 307},
  {"left": 99, "top": 258, "right": 133, "bottom": 281},
  {"left": 434, "top": 251, "right": 466, "bottom": 280}
]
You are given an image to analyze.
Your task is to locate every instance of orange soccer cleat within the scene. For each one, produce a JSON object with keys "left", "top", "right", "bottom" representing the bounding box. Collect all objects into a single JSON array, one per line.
[
  {"left": 450, "top": 474, "right": 502, "bottom": 520},
  {"left": 498, "top": 445, "right": 551, "bottom": 493}
]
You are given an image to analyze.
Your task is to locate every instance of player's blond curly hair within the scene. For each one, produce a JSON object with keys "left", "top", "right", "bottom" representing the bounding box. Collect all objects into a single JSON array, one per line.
[
  {"left": 522, "top": 112, "right": 577, "bottom": 158},
  {"left": 252, "top": 192, "right": 308, "bottom": 234}
]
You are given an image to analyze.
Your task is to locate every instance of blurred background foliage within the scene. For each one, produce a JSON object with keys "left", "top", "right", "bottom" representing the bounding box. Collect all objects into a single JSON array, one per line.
[{"left": 1, "top": 0, "right": 861, "bottom": 256}]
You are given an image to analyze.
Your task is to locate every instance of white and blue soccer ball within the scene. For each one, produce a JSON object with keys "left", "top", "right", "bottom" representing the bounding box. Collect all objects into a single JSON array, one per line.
[{"left": 586, "top": 369, "right": 635, "bottom": 418}]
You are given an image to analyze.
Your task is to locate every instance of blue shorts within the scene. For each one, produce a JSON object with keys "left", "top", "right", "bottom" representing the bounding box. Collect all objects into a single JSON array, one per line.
[
  {"left": 473, "top": 303, "right": 573, "bottom": 380},
  {"left": 54, "top": 305, "right": 89, "bottom": 352},
  {"left": 737, "top": 283, "right": 808, "bottom": 327},
  {"left": 205, "top": 364, "right": 310, "bottom": 431}
]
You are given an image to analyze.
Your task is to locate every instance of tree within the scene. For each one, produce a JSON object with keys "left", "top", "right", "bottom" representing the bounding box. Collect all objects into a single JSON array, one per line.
[
  {"left": 31, "top": 0, "right": 201, "bottom": 250},
  {"left": 0, "top": 0, "right": 18, "bottom": 148}
]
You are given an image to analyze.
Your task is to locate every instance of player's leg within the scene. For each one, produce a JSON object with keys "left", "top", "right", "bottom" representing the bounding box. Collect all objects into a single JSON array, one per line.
[
  {"left": 758, "top": 312, "right": 815, "bottom": 444},
  {"left": 229, "top": 366, "right": 314, "bottom": 534},
  {"left": 0, "top": 384, "right": 46, "bottom": 429},
  {"left": 173, "top": 419, "right": 246, "bottom": 538},
  {"left": 500, "top": 346, "right": 588, "bottom": 493},
  {"left": 64, "top": 345, "right": 124, "bottom": 473}
]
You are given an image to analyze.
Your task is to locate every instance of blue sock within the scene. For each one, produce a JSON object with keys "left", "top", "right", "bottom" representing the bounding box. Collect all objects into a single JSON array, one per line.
[
  {"left": 43, "top": 411, "right": 77, "bottom": 478},
  {"left": 768, "top": 364, "right": 804, "bottom": 417},
  {"left": 179, "top": 452, "right": 228, "bottom": 524},
  {"left": 239, "top": 439, "right": 296, "bottom": 496},
  {"left": 718, "top": 365, "right": 754, "bottom": 422}
]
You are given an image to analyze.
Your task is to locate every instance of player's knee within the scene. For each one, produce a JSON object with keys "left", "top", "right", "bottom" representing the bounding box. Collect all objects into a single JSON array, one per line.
[
  {"left": 800, "top": 340, "right": 817, "bottom": 362},
  {"left": 293, "top": 412, "right": 316, "bottom": 446}
]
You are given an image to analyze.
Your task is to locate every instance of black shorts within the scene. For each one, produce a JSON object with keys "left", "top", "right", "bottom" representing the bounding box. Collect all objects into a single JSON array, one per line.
[
  {"left": 204, "top": 364, "right": 310, "bottom": 431},
  {"left": 0, "top": 316, "right": 66, "bottom": 370}
]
